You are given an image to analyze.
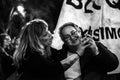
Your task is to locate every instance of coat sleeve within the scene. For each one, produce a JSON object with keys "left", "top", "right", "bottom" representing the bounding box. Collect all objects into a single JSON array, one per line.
[
  {"left": 25, "top": 51, "right": 64, "bottom": 77},
  {"left": 0, "top": 48, "right": 16, "bottom": 78},
  {"left": 92, "top": 42, "right": 119, "bottom": 72}
]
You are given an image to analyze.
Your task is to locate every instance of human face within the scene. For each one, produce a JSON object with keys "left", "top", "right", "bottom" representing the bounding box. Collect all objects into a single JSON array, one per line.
[
  {"left": 4, "top": 35, "right": 11, "bottom": 48},
  {"left": 62, "top": 26, "right": 81, "bottom": 46},
  {"left": 40, "top": 30, "right": 53, "bottom": 46}
]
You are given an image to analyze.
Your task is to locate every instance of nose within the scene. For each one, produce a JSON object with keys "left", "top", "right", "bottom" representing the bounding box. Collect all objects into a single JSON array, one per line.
[{"left": 70, "top": 35, "right": 75, "bottom": 40}]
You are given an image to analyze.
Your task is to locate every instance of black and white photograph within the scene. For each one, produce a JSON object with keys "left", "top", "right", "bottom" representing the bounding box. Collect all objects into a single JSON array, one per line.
[{"left": 0, "top": 0, "right": 120, "bottom": 80}]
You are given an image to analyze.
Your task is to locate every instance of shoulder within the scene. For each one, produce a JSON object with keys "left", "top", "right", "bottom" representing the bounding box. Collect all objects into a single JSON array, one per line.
[{"left": 96, "top": 42, "right": 107, "bottom": 49}]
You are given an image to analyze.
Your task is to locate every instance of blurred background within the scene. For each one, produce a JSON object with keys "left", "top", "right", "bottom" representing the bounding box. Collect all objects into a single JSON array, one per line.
[{"left": 0, "top": 0, "right": 64, "bottom": 34}]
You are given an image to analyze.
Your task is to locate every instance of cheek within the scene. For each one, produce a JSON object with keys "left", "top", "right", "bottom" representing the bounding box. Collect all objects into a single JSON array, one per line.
[
  {"left": 41, "top": 39, "right": 48, "bottom": 44},
  {"left": 42, "top": 38, "right": 51, "bottom": 44},
  {"left": 42, "top": 39, "right": 48, "bottom": 42},
  {"left": 71, "top": 39, "right": 80, "bottom": 45},
  {"left": 76, "top": 40, "right": 80, "bottom": 44},
  {"left": 66, "top": 40, "right": 72, "bottom": 45}
]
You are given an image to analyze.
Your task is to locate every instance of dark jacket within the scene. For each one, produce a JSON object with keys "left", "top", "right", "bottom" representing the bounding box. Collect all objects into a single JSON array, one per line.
[
  {"left": 51, "top": 42, "right": 119, "bottom": 80},
  {"left": 18, "top": 47, "right": 65, "bottom": 80},
  {"left": 0, "top": 47, "right": 16, "bottom": 80}
]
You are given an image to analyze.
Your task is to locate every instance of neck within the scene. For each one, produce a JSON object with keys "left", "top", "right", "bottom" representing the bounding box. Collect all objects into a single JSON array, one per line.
[
  {"left": 68, "top": 45, "right": 78, "bottom": 53},
  {"left": 44, "top": 46, "right": 51, "bottom": 57}
]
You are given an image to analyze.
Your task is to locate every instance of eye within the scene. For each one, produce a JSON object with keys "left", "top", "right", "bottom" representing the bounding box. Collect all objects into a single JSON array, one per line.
[
  {"left": 71, "top": 31, "right": 77, "bottom": 36},
  {"left": 42, "top": 32, "right": 48, "bottom": 37},
  {"left": 64, "top": 35, "right": 70, "bottom": 41}
]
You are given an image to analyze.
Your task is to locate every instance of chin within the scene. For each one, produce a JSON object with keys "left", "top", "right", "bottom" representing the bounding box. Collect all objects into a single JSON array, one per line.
[
  {"left": 47, "top": 43, "right": 52, "bottom": 46},
  {"left": 73, "top": 42, "right": 80, "bottom": 46},
  {"left": 69, "top": 43, "right": 78, "bottom": 47}
]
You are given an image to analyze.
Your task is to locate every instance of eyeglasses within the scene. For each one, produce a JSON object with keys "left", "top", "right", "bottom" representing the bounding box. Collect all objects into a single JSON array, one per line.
[{"left": 64, "top": 31, "right": 79, "bottom": 41}]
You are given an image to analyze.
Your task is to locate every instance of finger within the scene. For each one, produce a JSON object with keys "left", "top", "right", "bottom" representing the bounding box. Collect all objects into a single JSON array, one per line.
[
  {"left": 88, "top": 38, "right": 95, "bottom": 45},
  {"left": 84, "top": 43, "right": 91, "bottom": 48},
  {"left": 81, "top": 36, "right": 87, "bottom": 42},
  {"left": 81, "top": 35, "right": 92, "bottom": 43},
  {"left": 82, "top": 38, "right": 90, "bottom": 45},
  {"left": 86, "top": 34, "right": 93, "bottom": 39}
]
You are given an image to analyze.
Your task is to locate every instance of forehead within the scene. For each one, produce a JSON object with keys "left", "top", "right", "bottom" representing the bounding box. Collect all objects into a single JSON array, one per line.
[{"left": 62, "top": 26, "right": 76, "bottom": 35}]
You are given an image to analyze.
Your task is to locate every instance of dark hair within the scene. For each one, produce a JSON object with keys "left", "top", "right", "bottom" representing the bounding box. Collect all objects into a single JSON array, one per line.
[
  {"left": 59, "top": 22, "right": 80, "bottom": 42},
  {"left": 0, "top": 34, "right": 5, "bottom": 47}
]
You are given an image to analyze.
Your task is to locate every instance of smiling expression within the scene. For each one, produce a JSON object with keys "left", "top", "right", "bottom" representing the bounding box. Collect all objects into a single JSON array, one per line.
[{"left": 62, "top": 26, "right": 81, "bottom": 46}]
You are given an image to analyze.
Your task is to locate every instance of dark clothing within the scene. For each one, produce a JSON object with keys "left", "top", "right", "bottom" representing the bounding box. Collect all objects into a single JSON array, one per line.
[
  {"left": 0, "top": 47, "right": 16, "bottom": 80},
  {"left": 18, "top": 48, "right": 65, "bottom": 80},
  {"left": 51, "top": 42, "right": 119, "bottom": 80}
]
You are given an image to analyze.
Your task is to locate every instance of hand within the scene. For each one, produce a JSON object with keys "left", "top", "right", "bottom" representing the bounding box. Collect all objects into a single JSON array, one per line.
[
  {"left": 85, "top": 35, "right": 99, "bottom": 56},
  {"left": 76, "top": 36, "right": 91, "bottom": 56}
]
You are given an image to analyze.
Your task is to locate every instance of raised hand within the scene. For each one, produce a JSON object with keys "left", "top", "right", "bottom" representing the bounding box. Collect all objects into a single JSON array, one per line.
[
  {"left": 76, "top": 36, "right": 91, "bottom": 56},
  {"left": 76, "top": 34, "right": 99, "bottom": 56},
  {"left": 86, "top": 34, "right": 99, "bottom": 56}
]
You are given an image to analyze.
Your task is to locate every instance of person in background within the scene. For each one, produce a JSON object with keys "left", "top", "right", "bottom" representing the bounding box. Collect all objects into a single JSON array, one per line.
[
  {"left": 13, "top": 19, "right": 79, "bottom": 80},
  {"left": 0, "top": 33, "right": 16, "bottom": 80},
  {"left": 52, "top": 22, "right": 119, "bottom": 80}
]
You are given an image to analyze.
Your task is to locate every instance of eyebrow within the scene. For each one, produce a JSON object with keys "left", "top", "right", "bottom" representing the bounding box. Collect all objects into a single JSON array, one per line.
[
  {"left": 64, "top": 34, "right": 70, "bottom": 38},
  {"left": 71, "top": 30, "right": 77, "bottom": 34}
]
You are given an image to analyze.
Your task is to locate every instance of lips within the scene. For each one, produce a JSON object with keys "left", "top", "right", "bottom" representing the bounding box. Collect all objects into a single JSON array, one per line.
[
  {"left": 49, "top": 39, "right": 52, "bottom": 43},
  {"left": 72, "top": 36, "right": 79, "bottom": 42}
]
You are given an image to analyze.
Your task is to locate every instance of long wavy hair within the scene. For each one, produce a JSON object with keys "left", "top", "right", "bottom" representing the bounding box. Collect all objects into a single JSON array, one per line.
[{"left": 13, "top": 18, "right": 49, "bottom": 67}]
